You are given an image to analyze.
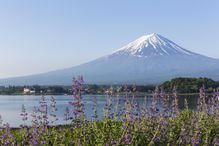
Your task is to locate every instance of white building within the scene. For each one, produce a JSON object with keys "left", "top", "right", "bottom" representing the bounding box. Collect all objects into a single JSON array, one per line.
[
  {"left": 23, "top": 88, "right": 30, "bottom": 94},
  {"left": 23, "top": 88, "right": 35, "bottom": 94}
]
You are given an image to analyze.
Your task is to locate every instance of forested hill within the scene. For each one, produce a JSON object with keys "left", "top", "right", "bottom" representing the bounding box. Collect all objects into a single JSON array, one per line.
[{"left": 160, "top": 77, "right": 219, "bottom": 93}]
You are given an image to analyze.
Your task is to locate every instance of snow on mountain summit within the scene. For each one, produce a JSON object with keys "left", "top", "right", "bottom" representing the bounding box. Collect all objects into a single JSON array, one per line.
[
  {"left": 112, "top": 33, "right": 195, "bottom": 58},
  {"left": 1, "top": 33, "right": 219, "bottom": 85}
]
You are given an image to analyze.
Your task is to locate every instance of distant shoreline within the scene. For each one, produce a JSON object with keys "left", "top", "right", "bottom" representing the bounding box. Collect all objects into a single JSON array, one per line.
[{"left": 0, "top": 93, "right": 203, "bottom": 96}]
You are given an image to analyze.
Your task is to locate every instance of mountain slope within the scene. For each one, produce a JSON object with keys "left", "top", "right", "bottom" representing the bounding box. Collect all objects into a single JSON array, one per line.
[
  {"left": 1, "top": 33, "right": 219, "bottom": 85},
  {"left": 113, "top": 33, "right": 196, "bottom": 57}
]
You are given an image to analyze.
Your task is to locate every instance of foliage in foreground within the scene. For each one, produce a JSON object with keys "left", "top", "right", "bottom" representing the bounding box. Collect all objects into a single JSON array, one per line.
[{"left": 0, "top": 77, "right": 218, "bottom": 146}]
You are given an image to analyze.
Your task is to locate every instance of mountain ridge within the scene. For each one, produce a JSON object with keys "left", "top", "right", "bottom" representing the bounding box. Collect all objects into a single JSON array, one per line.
[{"left": 0, "top": 33, "right": 219, "bottom": 85}]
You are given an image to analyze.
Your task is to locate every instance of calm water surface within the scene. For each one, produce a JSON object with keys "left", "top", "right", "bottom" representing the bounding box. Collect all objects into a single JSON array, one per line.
[{"left": 0, "top": 95, "right": 198, "bottom": 127}]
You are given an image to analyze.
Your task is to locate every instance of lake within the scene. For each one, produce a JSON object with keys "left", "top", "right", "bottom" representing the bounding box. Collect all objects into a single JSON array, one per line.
[{"left": 0, "top": 95, "right": 198, "bottom": 127}]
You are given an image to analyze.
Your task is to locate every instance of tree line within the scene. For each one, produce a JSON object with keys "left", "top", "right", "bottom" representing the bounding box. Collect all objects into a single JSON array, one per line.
[
  {"left": 0, "top": 77, "right": 219, "bottom": 95},
  {"left": 160, "top": 77, "right": 219, "bottom": 93}
]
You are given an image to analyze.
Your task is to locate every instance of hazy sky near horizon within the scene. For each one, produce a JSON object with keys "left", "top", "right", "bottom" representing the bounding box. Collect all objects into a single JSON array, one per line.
[{"left": 0, "top": 0, "right": 219, "bottom": 78}]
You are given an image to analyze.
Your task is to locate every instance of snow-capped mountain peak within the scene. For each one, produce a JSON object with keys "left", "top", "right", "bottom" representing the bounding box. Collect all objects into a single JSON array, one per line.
[
  {"left": 1, "top": 33, "right": 219, "bottom": 85},
  {"left": 113, "top": 33, "right": 194, "bottom": 58}
]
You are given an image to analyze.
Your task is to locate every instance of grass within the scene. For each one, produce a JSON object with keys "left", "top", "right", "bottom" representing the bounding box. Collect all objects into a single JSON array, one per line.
[{"left": 0, "top": 77, "right": 218, "bottom": 146}]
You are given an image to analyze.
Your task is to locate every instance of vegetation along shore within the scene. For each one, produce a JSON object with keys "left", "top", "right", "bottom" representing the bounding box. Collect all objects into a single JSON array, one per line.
[
  {"left": 0, "top": 77, "right": 219, "bottom": 95},
  {"left": 0, "top": 76, "right": 218, "bottom": 145}
]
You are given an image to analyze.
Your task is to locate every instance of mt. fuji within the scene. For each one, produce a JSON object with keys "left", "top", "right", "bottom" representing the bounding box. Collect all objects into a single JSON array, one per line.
[
  {"left": 1, "top": 33, "right": 219, "bottom": 85},
  {"left": 112, "top": 33, "right": 195, "bottom": 57}
]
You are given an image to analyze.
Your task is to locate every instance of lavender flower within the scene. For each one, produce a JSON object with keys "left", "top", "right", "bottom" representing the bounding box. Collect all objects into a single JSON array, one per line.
[
  {"left": 103, "top": 87, "right": 113, "bottom": 119},
  {"left": 160, "top": 88, "right": 169, "bottom": 118},
  {"left": 39, "top": 96, "right": 49, "bottom": 127},
  {"left": 64, "top": 107, "right": 70, "bottom": 124},
  {"left": 50, "top": 96, "right": 58, "bottom": 125},
  {"left": 29, "top": 106, "right": 40, "bottom": 146},
  {"left": 20, "top": 104, "right": 28, "bottom": 128},
  {"left": 197, "top": 86, "right": 207, "bottom": 112},
  {"left": 0, "top": 123, "right": 15, "bottom": 145},
  {"left": 92, "top": 96, "right": 98, "bottom": 121},
  {"left": 150, "top": 87, "right": 159, "bottom": 118},
  {"left": 69, "top": 76, "right": 85, "bottom": 124},
  {"left": 171, "top": 86, "right": 179, "bottom": 116},
  {"left": 31, "top": 106, "right": 39, "bottom": 127},
  {"left": 0, "top": 78, "right": 218, "bottom": 145},
  {"left": 111, "top": 139, "right": 116, "bottom": 146}
]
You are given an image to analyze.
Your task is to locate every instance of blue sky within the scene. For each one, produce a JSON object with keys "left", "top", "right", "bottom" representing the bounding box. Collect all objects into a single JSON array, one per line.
[{"left": 0, "top": 0, "right": 219, "bottom": 78}]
